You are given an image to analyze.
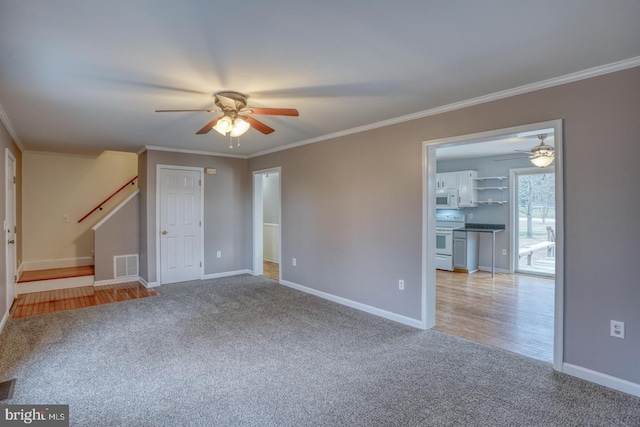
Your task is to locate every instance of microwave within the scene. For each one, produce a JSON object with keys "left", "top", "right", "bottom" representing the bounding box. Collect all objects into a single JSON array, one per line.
[{"left": 435, "top": 189, "right": 458, "bottom": 209}]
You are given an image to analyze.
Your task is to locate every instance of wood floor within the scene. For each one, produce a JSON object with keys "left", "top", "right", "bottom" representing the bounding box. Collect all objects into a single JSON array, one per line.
[
  {"left": 435, "top": 269, "right": 554, "bottom": 362},
  {"left": 9, "top": 282, "right": 158, "bottom": 319},
  {"left": 263, "top": 260, "right": 279, "bottom": 281},
  {"left": 18, "top": 265, "right": 94, "bottom": 282}
]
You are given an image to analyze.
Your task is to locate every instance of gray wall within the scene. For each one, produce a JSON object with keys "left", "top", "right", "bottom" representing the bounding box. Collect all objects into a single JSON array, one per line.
[
  {"left": 263, "top": 173, "right": 280, "bottom": 224},
  {"left": 437, "top": 155, "right": 533, "bottom": 271},
  {"left": 94, "top": 194, "right": 139, "bottom": 281},
  {"left": 249, "top": 67, "right": 640, "bottom": 384},
  {"left": 139, "top": 150, "right": 251, "bottom": 283},
  {"left": 0, "top": 120, "right": 21, "bottom": 324}
]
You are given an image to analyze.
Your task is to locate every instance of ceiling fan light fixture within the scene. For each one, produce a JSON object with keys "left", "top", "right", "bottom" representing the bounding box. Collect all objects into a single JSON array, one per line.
[
  {"left": 530, "top": 152, "right": 555, "bottom": 168},
  {"left": 230, "top": 117, "right": 250, "bottom": 137},
  {"left": 213, "top": 115, "right": 233, "bottom": 135}
]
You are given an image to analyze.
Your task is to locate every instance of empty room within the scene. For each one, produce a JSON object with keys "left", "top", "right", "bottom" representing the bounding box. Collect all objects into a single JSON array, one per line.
[{"left": 1, "top": 1, "right": 639, "bottom": 425}]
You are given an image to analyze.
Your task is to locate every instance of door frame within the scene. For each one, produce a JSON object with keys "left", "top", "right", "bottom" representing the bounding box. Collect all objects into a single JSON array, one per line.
[
  {"left": 5, "top": 148, "right": 17, "bottom": 311},
  {"left": 155, "top": 164, "right": 204, "bottom": 285},
  {"left": 422, "top": 119, "right": 564, "bottom": 371},
  {"left": 509, "top": 166, "right": 555, "bottom": 276},
  {"left": 252, "top": 167, "right": 282, "bottom": 278}
]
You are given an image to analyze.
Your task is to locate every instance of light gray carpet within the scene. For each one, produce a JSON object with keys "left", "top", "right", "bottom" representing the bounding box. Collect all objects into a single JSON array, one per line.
[{"left": 1, "top": 275, "right": 639, "bottom": 426}]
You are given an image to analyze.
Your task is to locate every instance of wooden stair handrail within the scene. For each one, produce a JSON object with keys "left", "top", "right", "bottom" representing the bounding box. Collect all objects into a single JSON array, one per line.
[{"left": 78, "top": 176, "right": 138, "bottom": 223}]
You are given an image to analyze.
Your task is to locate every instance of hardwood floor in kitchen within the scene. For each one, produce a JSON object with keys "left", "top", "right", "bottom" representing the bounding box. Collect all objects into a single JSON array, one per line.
[{"left": 435, "top": 269, "right": 554, "bottom": 362}]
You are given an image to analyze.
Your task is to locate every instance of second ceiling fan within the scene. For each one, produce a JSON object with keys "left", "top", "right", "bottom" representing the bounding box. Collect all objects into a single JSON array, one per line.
[{"left": 155, "top": 91, "right": 299, "bottom": 136}]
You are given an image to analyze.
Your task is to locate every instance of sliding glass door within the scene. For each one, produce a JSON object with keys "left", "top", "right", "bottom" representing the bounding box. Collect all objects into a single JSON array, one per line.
[{"left": 514, "top": 170, "right": 555, "bottom": 276}]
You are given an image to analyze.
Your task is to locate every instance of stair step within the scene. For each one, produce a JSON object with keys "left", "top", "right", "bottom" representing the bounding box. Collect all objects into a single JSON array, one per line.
[{"left": 18, "top": 266, "right": 95, "bottom": 283}]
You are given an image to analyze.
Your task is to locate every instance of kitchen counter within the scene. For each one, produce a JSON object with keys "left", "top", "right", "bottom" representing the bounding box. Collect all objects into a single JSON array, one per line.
[{"left": 455, "top": 224, "right": 505, "bottom": 277}]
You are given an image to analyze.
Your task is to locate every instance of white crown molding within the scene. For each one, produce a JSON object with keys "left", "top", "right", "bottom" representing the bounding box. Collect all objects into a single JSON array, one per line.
[
  {"left": 249, "top": 56, "right": 640, "bottom": 158},
  {"left": 145, "top": 145, "right": 248, "bottom": 159},
  {"left": 0, "top": 102, "right": 25, "bottom": 152}
]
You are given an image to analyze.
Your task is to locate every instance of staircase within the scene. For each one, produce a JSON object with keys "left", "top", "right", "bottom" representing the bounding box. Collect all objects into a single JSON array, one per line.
[{"left": 17, "top": 266, "right": 95, "bottom": 294}]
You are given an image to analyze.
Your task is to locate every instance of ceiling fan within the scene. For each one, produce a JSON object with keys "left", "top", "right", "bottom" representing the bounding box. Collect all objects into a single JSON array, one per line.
[
  {"left": 155, "top": 91, "right": 299, "bottom": 137},
  {"left": 496, "top": 134, "right": 555, "bottom": 168}
]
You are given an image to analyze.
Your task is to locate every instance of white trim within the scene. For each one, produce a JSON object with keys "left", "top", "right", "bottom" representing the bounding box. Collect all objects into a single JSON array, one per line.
[
  {"left": 563, "top": 363, "right": 640, "bottom": 398},
  {"left": 202, "top": 269, "right": 252, "bottom": 280},
  {"left": 280, "top": 279, "right": 423, "bottom": 329},
  {"left": 22, "top": 256, "right": 94, "bottom": 271},
  {"left": 476, "top": 266, "right": 510, "bottom": 274},
  {"left": 136, "top": 146, "right": 147, "bottom": 156},
  {"left": 5, "top": 148, "right": 17, "bottom": 317},
  {"left": 92, "top": 189, "right": 139, "bottom": 231},
  {"left": 94, "top": 276, "right": 140, "bottom": 287},
  {"left": 17, "top": 275, "right": 95, "bottom": 294},
  {"left": 145, "top": 145, "right": 247, "bottom": 159},
  {"left": 0, "top": 310, "right": 9, "bottom": 335},
  {"left": 139, "top": 277, "right": 160, "bottom": 288},
  {"left": 249, "top": 57, "right": 640, "bottom": 159},
  {"left": 422, "top": 119, "right": 565, "bottom": 372},
  {"left": 156, "top": 165, "right": 205, "bottom": 285},
  {"left": 0, "top": 102, "right": 25, "bottom": 152},
  {"left": 17, "top": 262, "right": 23, "bottom": 278}
]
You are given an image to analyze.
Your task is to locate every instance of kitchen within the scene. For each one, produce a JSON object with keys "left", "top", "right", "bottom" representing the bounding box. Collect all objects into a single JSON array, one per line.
[{"left": 431, "top": 130, "right": 557, "bottom": 363}]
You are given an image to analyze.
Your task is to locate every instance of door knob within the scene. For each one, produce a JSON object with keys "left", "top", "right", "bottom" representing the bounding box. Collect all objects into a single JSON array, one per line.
[
  {"left": 161, "top": 230, "right": 168, "bottom": 235},
  {"left": 8, "top": 239, "right": 15, "bottom": 244}
]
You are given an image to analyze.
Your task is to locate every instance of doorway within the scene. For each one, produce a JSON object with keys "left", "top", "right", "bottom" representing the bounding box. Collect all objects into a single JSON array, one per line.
[
  {"left": 422, "top": 120, "right": 564, "bottom": 371},
  {"left": 512, "top": 168, "right": 556, "bottom": 276},
  {"left": 252, "top": 168, "right": 281, "bottom": 281},
  {"left": 157, "top": 166, "right": 204, "bottom": 285}
]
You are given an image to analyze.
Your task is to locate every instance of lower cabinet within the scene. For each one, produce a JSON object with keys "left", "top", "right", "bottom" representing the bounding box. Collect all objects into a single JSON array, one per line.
[{"left": 453, "top": 230, "right": 478, "bottom": 272}]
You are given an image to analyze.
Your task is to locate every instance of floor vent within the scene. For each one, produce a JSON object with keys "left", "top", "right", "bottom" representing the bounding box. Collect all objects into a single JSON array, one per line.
[
  {"left": 114, "top": 254, "right": 139, "bottom": 278},
  {"left": 0, "top": 378, "right": 16, "bottom": 401}
]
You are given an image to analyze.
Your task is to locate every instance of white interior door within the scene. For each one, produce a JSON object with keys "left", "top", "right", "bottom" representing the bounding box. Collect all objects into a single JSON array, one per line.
[
  {"left": 5, "top": 150, "right": 17, "bottom": 310},
  {"left": 159, "top": 167, "right": 202, "bottom": 284}
]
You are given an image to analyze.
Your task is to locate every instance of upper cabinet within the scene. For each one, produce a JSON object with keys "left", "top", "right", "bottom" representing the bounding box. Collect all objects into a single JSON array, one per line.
[
  {"left": 457, "top": 170, "right": 478, "bottom": 207},
  {"left": 436, "top": 170, "right": 478, "bottom": 207},
  {"left": 435, "top": 172, "right": 458, "bottom": 190}
]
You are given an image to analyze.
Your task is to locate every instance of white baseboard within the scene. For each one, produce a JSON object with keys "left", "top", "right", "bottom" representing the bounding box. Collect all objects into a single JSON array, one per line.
[
  {"left": 94, "top": 276, "right": 141, "bottom": 287},
  {"left": 0, "top": 309, "right": 9, "bottom": 335},
  {"left": 18, "top": 275, "right": 95, "bottom": 294},
  {"left": 563, "top": 363, "right": 640, "bottom": 398},
  {"left": 279, "top": 279, "right": 423, "bottom": 329},
  {"left": 17, "top": 262, "right": 24, "bottom": 277},
  {"left": 202, "top": 269, "right": 252, "bottom": 280},
  {"left": 477, "top": 266, "right": 510, "bottom": 274},
  {"left": 22, "top": 257, "right": 94, "bottom": 271},
  {"left": 139, "top": 277, "right": 159, "bottom": 288}
]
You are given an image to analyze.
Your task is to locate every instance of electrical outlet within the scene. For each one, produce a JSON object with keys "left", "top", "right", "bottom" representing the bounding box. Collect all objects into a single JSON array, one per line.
[
  {"left": 216, "top": 251, "right": 221, "bottom": 258},
  {"left": 611, "top": 320, "right": 625, "bottom": 339},
  {"left": 502, "top": 249, "right": 507, "bottom": 256},
  {"left": 398, "top": 280, "right": 404, "bottom": 290},
  {"left": 292, "top": 258, "right": 296, "bottom": 266}
]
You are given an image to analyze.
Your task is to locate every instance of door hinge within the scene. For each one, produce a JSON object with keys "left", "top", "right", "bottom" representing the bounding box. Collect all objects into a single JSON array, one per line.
[
  {"left": 199, "top": 221, "right": 202, "bottom": 227},
  {"left": 13, "top": 176, "right": 16, "bottom": 184},
  {"left": 14, "top": 275, "right": 17, "bottom": 282},
  {"left": 199, "top": 179, "right": 202, "bottom": 186},
  {"left": 199, "top": 261, "right": 202, "bottom": 267}
]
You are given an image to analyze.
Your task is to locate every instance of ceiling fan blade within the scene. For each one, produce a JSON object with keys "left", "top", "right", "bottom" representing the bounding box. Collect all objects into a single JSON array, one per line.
[
  {"left": 245, "top": 116, "right": 275, "bottom": 134},
  {"left": 244, "top": 107, "right": 299, "bottom": 116},
  {"left": 495, "top": 156, "right": 531, "bottom": 161},
  {"left": 196, "top": 116, "right": 222, "bottom": 134},
  {"left": 155, "top": 109, "right": 218, "bottom": 113}
]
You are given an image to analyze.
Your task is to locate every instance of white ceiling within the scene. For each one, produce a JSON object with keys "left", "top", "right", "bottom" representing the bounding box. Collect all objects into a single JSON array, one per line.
[{"left": 1, "top": 1, "right": 639, "bottom": 157}]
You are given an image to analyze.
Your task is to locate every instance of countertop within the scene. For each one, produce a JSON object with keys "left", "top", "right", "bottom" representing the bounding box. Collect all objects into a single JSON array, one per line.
[{"left": 457, "top": 223, "right": 505, "bottom": 232}]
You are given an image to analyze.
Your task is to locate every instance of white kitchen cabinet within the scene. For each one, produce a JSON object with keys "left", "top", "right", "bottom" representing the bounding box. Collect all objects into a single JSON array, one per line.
[
  {"left": 453, "top": 230, "right": 478, "bottom": 272},
  {"left": 436, "top": 172, "right": 458, "bottom": 190},
  {"left": 457, "top": 170, "right": 478, "bottom": 207}
]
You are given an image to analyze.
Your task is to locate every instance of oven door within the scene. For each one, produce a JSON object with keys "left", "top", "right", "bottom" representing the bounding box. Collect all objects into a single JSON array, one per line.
[{"left": 435, "top": 229, "right": 453, "bottom": 255}]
